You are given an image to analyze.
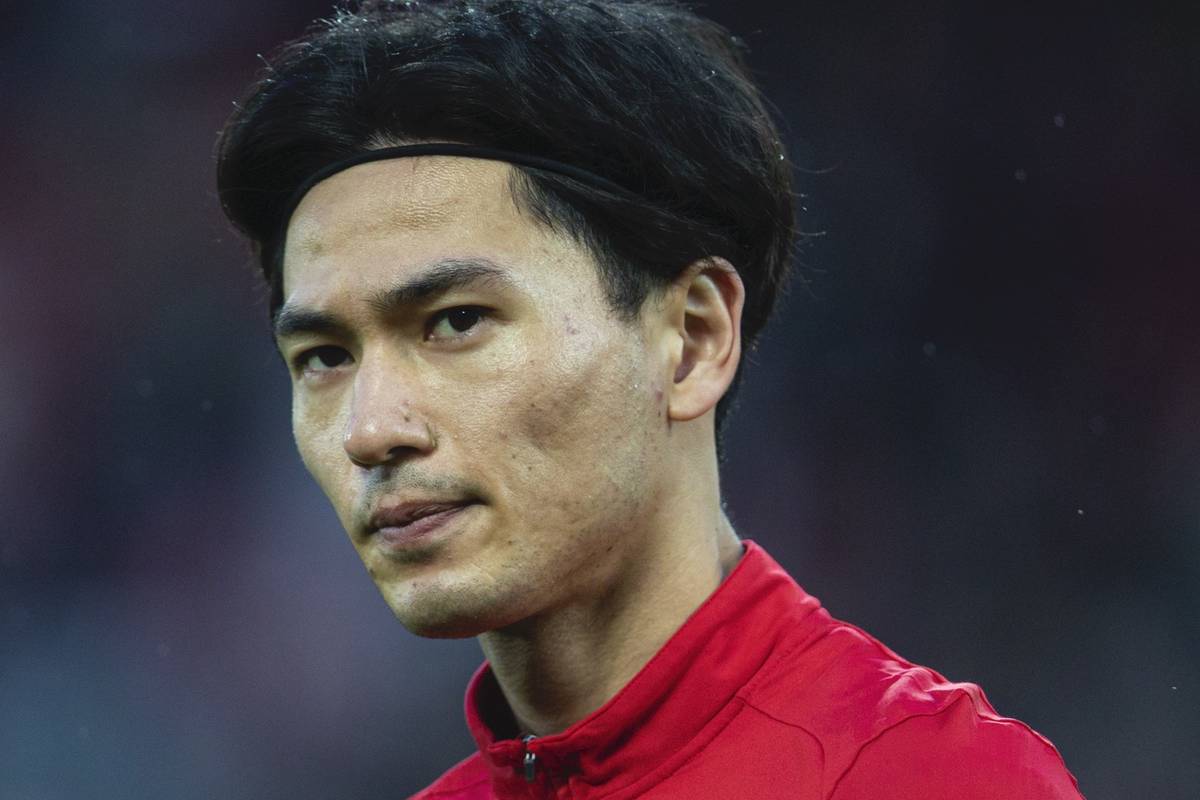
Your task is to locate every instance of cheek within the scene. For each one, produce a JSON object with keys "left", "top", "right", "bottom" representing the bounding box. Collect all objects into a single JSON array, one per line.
[
  {"left": 520, "top": 368, "right": 615, "bottom": 449},
  {"left": 524, "top": 312, "right": 650, "bottom": 436},
  {"left": 292, "top": 394, "right": 352, "bottom": 507},
  {"left": 508, "top": 332, "right": 658, "bottom": 495}
]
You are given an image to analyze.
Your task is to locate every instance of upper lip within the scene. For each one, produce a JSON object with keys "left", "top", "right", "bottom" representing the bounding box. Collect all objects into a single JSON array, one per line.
[{"left": 367, "top": 499, "right": 474, "bottom": 532}]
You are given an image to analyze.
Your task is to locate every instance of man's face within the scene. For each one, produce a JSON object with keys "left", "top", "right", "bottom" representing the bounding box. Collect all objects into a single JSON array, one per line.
[{"left": 277, "top": 157, "right": 672, "bottom": 637}]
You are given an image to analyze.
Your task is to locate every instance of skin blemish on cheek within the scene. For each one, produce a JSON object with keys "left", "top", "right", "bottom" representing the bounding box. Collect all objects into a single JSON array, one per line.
[{"left": 564, "top": 315, "right": 580, "bottom": 336}]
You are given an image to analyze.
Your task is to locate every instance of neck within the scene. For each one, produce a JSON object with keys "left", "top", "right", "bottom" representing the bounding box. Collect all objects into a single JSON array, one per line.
[{"left": 478, "top": 457, "right": 742, "bottom": 737}]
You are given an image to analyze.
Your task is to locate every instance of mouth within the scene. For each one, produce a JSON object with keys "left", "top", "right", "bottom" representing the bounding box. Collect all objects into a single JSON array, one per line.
[{"left": 366, "top": 500, "right": 478, "bottom": 551}]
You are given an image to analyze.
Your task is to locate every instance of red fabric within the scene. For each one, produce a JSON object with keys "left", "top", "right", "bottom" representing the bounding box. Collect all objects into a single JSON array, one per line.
[{"left": 410, "top": 541, "right": 1084, "bottom": 799}]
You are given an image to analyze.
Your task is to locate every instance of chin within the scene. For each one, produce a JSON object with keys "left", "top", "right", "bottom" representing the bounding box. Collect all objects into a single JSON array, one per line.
[
  {"left": 381, "top": 583, "right": 521, "bottom": 640},
  {"left": 396, "top": 612, "right": 493, "bottom": 640}
]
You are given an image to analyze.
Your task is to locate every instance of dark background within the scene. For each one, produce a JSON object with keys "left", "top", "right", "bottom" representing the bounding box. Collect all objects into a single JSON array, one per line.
[{"left": 2, "top": 1, "right": 1196, "bottom": 797}]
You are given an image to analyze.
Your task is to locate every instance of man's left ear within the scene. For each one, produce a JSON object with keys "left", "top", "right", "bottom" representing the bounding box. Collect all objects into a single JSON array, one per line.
[{"left": 662, "top": 257, "right": 745, "bottom": 422}]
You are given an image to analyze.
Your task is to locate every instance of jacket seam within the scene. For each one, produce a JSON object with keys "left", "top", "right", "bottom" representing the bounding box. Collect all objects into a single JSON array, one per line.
[
  {"left": 825, "top": 692, "right": 974, "bottom": 800},
  {"left": 739, "top": 699, "right": 829, "bottom": 790},
  {"left": 822, "top": 691, "right": 1083, "bottom": 800},
  {"left": 600, "top": 621, "right": 824, "bottom": 799}
]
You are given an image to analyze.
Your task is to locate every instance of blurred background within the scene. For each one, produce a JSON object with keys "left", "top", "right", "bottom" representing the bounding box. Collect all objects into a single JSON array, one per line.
[{"left": 2, "top": 1, "right": 1196, "bottom": 797}]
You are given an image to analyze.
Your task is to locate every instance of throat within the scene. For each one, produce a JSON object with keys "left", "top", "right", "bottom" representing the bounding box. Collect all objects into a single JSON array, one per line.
[
  {"left": 477, "top": 518, "right": 740, "bottom": 738},
  {"left": 479, "top": 604, "right": 649, "bottom": 737}
]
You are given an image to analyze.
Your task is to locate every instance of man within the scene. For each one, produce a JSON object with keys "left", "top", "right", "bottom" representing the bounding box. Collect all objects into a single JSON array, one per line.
[{"left": 217, "top": 1, "right": 1084, "bottom": 797}]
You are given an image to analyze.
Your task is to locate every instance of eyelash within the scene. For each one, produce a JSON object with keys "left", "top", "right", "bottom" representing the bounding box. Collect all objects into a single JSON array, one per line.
[
  {"left": 425, "top": 306, "right": 490, "bottom": 341},
  {"left": 293, "top": 345, "right": 350, "bottom": 375}
]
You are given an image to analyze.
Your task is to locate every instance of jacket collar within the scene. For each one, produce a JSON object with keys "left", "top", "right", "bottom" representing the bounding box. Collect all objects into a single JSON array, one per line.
[{"left": 463, "top": 540, "right": 827, "bottom": 798}]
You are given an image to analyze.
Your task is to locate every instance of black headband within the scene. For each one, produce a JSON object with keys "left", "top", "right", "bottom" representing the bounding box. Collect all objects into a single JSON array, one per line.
[{"left": 280, "top": 142, "right": 634, "bottom": 236}]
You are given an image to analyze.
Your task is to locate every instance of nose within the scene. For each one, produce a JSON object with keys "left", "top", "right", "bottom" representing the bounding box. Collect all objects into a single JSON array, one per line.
[{"left": 342, "top": 361, "right": 436, "bottom": 467}]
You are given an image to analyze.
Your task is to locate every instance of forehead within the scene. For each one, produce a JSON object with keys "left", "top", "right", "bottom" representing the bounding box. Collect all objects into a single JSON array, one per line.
[
  {"left": 278, "top": 155, "right": 588, "bottom": 315},
  {"left": 285, "top": 156, "right": 518, "bottom": 263}
]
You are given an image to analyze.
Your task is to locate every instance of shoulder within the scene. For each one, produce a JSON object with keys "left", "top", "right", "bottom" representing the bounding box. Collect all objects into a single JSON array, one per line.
[
  {"left": 827, "top": 692, "right": 1084, "bottom": 799},
  {"left": 745, "top": 619, "right": 988, "bottom": 755},
  {"left": 743, "top": 619, "right": 1082, "bottom": 798},
  {"left": 406, "top": 753, "right": 490, "bottom": 800}
]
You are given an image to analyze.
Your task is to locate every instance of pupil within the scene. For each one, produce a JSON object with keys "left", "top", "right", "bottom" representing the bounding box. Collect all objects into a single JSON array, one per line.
[
  {"left": 317, "top": 347, "right": 342, "bottom": 367},
  {"left": 448, "top": 308, "right": 478, "bottom": 332}
]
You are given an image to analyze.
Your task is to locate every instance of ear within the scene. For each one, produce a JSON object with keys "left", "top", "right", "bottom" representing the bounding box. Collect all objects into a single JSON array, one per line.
[{"left": 662, "top": 257, "right": 744, "bottom": 422}]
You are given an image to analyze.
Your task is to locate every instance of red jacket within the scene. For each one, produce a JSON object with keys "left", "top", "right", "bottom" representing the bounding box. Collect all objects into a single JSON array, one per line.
[{"left": 412, "top": 541, "right": 1084, "bottom": 799}]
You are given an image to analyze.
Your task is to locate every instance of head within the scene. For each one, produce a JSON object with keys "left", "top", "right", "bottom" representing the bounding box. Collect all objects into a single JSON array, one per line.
[{"left": 217, "top": 0, "right": 794, "bottom": 636}]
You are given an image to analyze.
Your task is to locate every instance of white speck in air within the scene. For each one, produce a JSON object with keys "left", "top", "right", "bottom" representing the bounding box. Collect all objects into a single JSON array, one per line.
[
  {"left": 1053, "top": 113, "right": 1066, "bottom": 128},
  {"left": 1014, "top": 168, "right": 1028, "bottom": 182},
  {"left": 1077, "top": 508, "right": 1085, "bottom": 516}
]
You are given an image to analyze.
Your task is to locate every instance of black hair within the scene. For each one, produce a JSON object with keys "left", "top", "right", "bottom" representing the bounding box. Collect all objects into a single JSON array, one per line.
[{"left": 217, "top": 0, "right": 796, "bottom": 428}]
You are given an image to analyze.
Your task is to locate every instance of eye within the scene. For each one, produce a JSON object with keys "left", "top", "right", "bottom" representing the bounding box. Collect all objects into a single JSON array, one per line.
[
  {"left": 426, "top": 306, "right": 488, "bottom": 341},
  {"left": 296, "top": 345, "right": 351, "bottom": 374}
]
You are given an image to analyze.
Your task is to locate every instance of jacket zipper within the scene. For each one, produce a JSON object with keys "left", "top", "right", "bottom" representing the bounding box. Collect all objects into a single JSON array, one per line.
[{"left": 522, "top": 734, "right": 538, "bottom": 782}]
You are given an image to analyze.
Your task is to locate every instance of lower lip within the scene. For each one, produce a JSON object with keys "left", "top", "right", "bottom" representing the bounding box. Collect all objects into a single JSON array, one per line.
[{"left": 375, "top": 505, "right": 474, "bottom": 552}]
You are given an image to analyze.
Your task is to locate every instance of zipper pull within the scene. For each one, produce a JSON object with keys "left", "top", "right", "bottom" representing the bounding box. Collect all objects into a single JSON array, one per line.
[{"left": 522, "top": 734, "right": 538, "bottom": 783}]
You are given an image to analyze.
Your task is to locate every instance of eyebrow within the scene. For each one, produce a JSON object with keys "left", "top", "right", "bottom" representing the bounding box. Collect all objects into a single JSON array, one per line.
[{"left": 272, "top": 257, "right": 513, "bottom": 341}]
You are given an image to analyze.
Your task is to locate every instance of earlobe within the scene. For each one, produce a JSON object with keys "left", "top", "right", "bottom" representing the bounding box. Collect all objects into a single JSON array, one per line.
[{"left": 666, "top": 257, "right": 744, "bottom": 423}]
